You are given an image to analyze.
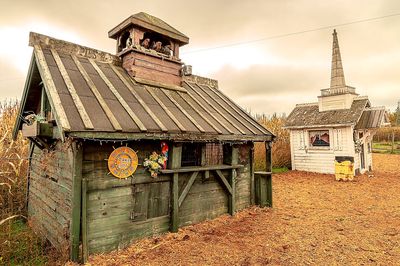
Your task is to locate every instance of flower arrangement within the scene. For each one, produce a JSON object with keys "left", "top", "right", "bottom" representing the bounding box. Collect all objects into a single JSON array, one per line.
[{"left": 143, "top": 152, "right": 167, "bottom": 178}]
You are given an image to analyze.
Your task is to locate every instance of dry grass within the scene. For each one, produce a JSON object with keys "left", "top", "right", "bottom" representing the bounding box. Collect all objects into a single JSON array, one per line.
[
  {"left": 85, "top": 153, "right": 400, "bottom": 265},
  {"left": 255, "top": 114, "right": 291, "bottom": 170}
]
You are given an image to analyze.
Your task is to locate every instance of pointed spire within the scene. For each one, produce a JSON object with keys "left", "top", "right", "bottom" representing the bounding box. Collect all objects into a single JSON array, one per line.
[{"left": 330, "top": 29, "right": 346, "bottom": 88}]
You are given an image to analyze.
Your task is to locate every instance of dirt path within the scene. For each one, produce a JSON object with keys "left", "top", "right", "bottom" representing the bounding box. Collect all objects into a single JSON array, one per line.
[{"left": 87, "top": 154, "right": 400, "bottom": 265}]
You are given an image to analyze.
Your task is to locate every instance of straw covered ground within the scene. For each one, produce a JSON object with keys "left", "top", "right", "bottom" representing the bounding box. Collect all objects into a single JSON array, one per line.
[{"left": 84, "top": 153, "right": 400, "bottom": 265}]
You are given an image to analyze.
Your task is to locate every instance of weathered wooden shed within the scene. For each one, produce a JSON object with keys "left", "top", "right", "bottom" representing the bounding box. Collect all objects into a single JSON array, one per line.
[{"left": 12, "top": 13, "right": 274, "bottom": 262}]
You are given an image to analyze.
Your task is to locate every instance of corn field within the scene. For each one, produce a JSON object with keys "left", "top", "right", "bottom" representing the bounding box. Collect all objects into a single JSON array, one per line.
[
  {"left": 254, "top": 113, "right": 291, "bottom": 170},
  {"left": 0, "top": 101, "right": 29, "bottom": 221}
]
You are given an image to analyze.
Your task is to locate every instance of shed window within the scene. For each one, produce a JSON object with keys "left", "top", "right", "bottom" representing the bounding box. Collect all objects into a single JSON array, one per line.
[
  {"left": 309, "top": 130, "right": 330, "bottom": 147},
  {"left": 181, "top": 143, "right": 201, "bottom": 166}
]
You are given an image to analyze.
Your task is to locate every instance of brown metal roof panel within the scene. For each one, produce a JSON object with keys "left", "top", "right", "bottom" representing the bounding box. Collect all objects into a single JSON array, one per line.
[
  {"left": 103, "top": 99, "right": 140, "bottom": 132},
  {"left": 123, "top": 101, "right": 160, "bottom": 131},
  {"left": 78, "top": 95, "right": 115, "bottom": 130},
  {"left": 130, "top": 84, "right": 160, "bottom": 105},
  {"left": 80, "top": 60, "right": 117, "bottom": 100},
  {"left": 96, "top": 63, "right": 140, "bottom": 104},
  {"left": 179, "top": 92, "right": 230, "bottom": 135},
  {"left": 145, "top": 103, "right": 181, "bottom": 133},
  {"left": 168, "top": 91, "right": 216, "bottom": 133},
  {"left": 183, "top": 83, "right": 240, "bottom": 134},
  {"left": 198, "top": 84, "right": 262, "bottom": 135},
  {"left": 62, "top": 56, "right": 97, "bottom": 97},
  {"left": 57, "top": 93, "right": 85, "bottom": 131}
]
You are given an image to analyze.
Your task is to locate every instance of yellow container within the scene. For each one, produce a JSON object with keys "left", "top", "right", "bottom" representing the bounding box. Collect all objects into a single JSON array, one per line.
[{"left": 335, "top": 160, "right": 354, "bottom": 181}]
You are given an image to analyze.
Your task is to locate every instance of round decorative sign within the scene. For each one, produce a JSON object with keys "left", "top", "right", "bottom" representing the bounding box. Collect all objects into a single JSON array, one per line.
[{"left": 108, "top": 147, "right": 138, "bottom": 179}]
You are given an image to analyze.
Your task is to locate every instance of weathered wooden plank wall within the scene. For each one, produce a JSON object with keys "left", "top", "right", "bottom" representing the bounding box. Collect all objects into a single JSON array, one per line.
[
  {"left": 82, "top": 141, "right": 253, "bottom": 255},
  {"left": 28, "top": 142, "right": 74, "bottom": 251}
]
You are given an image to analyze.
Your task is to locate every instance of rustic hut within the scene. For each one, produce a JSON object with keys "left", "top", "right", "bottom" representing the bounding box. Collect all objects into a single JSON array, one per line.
[
  {"left": 285, "top": 30, "right": 389, "bottom": 175},
  {"left": 12, "top": 12, "right": 274, "bottom": 261}
]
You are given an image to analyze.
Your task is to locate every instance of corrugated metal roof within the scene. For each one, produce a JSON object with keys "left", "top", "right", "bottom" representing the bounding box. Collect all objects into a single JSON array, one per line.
[
  {"left": 285, "top": 99, "right": 369, "bottom": 128},
  {"left": 15, "top": 37, "right": 272, "bottom": 142}
]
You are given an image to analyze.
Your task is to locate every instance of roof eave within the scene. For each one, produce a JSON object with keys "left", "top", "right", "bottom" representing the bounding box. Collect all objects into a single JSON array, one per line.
[
  {"left": 12, "top": 53, "right": 36, "bottom": 140},
  {"left": 68, "top": 131, "right": 273, "bottom": 142},
  {"left": 284, "top": 123, "right": 355, "bottom": 130}
]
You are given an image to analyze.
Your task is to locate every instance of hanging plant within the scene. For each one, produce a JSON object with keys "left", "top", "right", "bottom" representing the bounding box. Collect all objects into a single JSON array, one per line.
[{"left": 143, "top": 152, "right": 167, "bottom": 178}]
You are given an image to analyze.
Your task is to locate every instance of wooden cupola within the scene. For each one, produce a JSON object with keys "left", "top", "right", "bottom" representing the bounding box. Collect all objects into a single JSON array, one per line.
[{"left": 108, "top": 12, "right": 189, "bottom": 86}]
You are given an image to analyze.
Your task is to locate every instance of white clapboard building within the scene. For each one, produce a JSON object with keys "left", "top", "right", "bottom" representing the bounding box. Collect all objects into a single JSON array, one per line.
[{"left": 285, "top": 30, "right": 389, "bottom": 175}]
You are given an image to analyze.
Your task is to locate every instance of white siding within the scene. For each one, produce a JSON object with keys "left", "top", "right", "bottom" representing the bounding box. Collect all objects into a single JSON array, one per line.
[{"left": 290, "top": 126, "right": 356, "bottom": 174}]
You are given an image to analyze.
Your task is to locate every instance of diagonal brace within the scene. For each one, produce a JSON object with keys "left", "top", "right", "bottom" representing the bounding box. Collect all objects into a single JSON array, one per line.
[
  {"left": 178, "top": 171, "right": 199, "bottom": 207},
  {"left": 215, "top": 170, "right": 233, "bottom": 195}
]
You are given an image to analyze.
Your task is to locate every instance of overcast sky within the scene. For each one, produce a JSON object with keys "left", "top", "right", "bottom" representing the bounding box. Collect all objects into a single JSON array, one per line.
[{"left": 1, "top": 0, "right": 399, "bottom": 115}]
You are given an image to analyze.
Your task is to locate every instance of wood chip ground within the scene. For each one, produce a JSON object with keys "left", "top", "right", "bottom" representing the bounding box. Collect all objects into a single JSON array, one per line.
[{"left": 74, "top": 153, "right": 400, "bottom": 265}]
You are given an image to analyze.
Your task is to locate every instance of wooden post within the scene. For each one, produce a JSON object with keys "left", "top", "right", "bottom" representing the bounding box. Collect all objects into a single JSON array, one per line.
[
  {"left": 391, "top": 129, "right": 395, "bottom": 154},
  {"left": 40, "top": 85, "right": 46, "bottom": 117},
  {"left": 169, "top": 143, "right": 182, "bottom": 232},
  {"left": 229, "top": 145, "right": 239, "bottom": 215},
  {"left": 265, "top": 141, "right": 273, "bottom": 207},
  {"left": 70, "top": 142, "right": 82, "bottom": 262},
  {"left": 249, "top": 143, "right": 255, "bottom": 205},
  {"left": 82, "top": 177, "right": 88, "bottom": 263}
]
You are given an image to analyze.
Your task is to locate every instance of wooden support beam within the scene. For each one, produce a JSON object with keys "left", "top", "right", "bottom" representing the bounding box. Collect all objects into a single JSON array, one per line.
[
  {"left": 183, "top": 81, "right": 234, "bottom": 134},
  {"left": 186, "top": 81, "right": 246, "bottom": 134},
  {"left": 249, "top": 143, "right": 255, "bottom": 205},
  {"left": 69, "top": 142, "right": 82, "bottom": 262},
  {"left": 229, "top": 146, "right": 239, "bottom": 215},
  {"left": 178, "top": 92, "right": 223, "bottom": 134},
  {"left": 145, "top": 86, "right": 187, "bottom": 132},
  {"left": 178, "top": 171, "right": 199, "bottom": 207},
  {"left": 82, "top": 178, "right": 88, "bottom": 263},
  {"left": 72, "top": 55, "right": 122, "bottom": 131},
  {"left": 51, "top": 50, "right": 94, "bottom": 130},
  {"left": 162, "top": 90, "right": 205, "bottom": 133},
  {"left": 169, "top": 143, "right": 182, "bottom": 233},
  {"left": 197, "top": 84, "right": 258, "bottom": 134},
  {"left": 215, "top": 170, "right": 233, "bottom": 195},
  {"left": 40, "top": 85, "right": 46, "bottom": 117},
  {"left": 34, "top": 45, "right": 70, "bottom": 138},
  {"left": 265, "top": 141, "right": 273, "bottom": 207}
]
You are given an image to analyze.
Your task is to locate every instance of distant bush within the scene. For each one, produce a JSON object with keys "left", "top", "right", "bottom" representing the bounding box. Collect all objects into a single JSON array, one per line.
[{"left": 254, "top": 113, "right": 291, "bottom": 170}]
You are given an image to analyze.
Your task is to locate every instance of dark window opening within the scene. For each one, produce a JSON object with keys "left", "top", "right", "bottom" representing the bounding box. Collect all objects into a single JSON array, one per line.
[
  {"left": 181, "top": 143, "right": 201, "bottom": 167},
  {"left": 140, "top": 32, "right": 172, "bottom": 56}
]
